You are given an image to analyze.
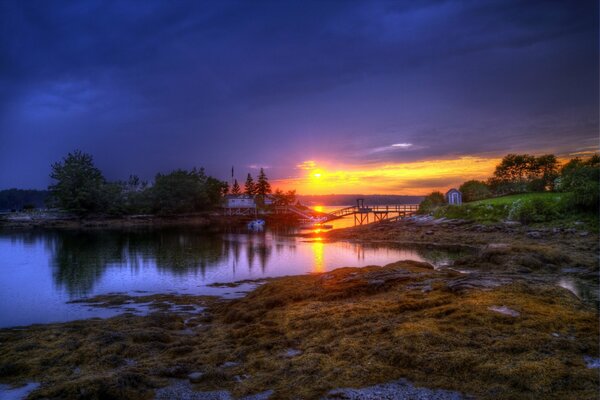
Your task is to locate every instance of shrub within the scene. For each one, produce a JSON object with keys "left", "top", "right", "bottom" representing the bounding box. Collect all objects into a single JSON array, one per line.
[
  {"left": 558, "top": 155, "right": 599, "bottom": 212},
  {"left": 418, "top": 191, "right": 445, "bottom": 214},
  {"left": 508, "top": 198, "right": 561, "bottom": 224},
  {"left": 459, "top": 180, "right": 491, "bottom": 202}
]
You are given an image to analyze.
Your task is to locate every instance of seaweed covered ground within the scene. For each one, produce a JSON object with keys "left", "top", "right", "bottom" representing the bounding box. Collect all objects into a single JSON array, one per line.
[
  {"left": 0, "top": 256, "right": 598, "bottom": 399},
  {"left": 322, "top": 216, "right": 599, "bottom": 300}
]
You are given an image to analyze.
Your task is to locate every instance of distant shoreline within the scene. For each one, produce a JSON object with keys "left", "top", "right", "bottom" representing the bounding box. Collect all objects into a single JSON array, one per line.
[{"left": 0, "top": 212, "right": 236, "bottom": 231}]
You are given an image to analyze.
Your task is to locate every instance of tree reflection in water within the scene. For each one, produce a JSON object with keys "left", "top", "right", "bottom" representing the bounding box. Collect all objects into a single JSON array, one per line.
[{"left": 48, "top": 228, "right": 229, "bottom": 297}]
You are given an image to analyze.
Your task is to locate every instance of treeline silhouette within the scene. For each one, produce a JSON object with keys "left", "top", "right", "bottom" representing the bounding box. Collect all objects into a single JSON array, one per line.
[{"left": 48, "top": 150, "right": 229, "bottom": 216}]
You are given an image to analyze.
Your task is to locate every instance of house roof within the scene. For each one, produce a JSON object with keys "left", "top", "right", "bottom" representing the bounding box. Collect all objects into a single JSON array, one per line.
[{"left": 446, "top": 188, "right": 461, "bottom": 195}]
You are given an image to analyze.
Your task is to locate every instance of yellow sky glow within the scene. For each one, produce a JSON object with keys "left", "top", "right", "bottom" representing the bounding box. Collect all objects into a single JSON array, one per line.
[{"left": 272, "top": 156, "right": 503, "bottom": 195}]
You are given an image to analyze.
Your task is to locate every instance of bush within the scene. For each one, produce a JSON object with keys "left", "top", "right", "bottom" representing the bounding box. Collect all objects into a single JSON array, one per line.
[
  {"left": 459, "top": 180, "right": 491, "bottom": 202},
  {"left": 418, "top": 191, "right": 445, "bottom": 214},
  {"left": 434, "top": 203, "right": 508, "bottom": 223},
  {"left": 508, "top": 198, "right": 561, "bottom": 224}
]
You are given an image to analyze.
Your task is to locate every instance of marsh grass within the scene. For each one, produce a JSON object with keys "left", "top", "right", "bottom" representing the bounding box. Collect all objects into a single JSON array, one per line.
[{"left": 0, "top": 261, "right": 598, "bottom": 399}]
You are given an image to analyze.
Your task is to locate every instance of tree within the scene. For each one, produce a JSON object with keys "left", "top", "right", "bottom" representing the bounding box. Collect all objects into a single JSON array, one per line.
[
  {"left": 255, "top": 168, "right": 271, "bottom": 196},
  {"left": 231, "top": 179, "right": 241, "bottom": 195},
  {"left": 49, "top": 150, "right": 107, "bottom": 215},
  {"left": 151, "top": 168, "right": 226, "bottom": 215},
  {"left": 557, "top": 154, "right": 599, "bottom": 211},
  {"left": 417, "top": 191, "right": 445, "bottom": 214},
  {"left": 271, "top": 189, "right": 296, "bottom": 206},
  {"left": 529, "top": 154, "right": 559, "bottom": 191},
  {"left": 491, "top": 153, "right": 559, "bottom": 194},
  {"left": 244, "top": 173, "right": 256, "bottom": 196},
  {"left": 459, "top": 180, "right": 491, "bottom": 202},
  {"left": 494, "top": 154, "right": 536, "bottom": 181}
]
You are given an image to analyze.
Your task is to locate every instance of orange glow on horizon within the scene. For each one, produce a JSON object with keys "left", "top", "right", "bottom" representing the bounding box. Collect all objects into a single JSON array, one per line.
[{"left": 272, "top": 156, "right": 504, "bottom": 195}]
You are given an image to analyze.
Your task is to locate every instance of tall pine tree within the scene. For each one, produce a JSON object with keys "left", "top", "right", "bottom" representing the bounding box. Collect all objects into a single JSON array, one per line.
[
  {"left": 244, "top": 173, "right": 255, "bottom": 196},
  {"left": 256, "top": 168, "right": 271, "bottom": 197},
  {"left": 231, "top": 179, "right": 241, "bottom": 195}
]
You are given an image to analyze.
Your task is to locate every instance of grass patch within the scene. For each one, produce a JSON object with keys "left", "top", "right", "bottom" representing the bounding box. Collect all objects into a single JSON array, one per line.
[{"left": 434, "top": 192, "right": 598, "bottom": 230}]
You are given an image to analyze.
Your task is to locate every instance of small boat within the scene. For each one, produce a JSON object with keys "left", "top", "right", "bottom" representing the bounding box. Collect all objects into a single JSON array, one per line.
[{"left": 247, "top": 219, "right": 265, "bottom": 230}]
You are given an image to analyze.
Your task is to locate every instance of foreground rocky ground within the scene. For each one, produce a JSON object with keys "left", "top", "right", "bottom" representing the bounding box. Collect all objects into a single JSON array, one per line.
[{"left": 0, "top": 218, "right": 598, "bottom": 399}]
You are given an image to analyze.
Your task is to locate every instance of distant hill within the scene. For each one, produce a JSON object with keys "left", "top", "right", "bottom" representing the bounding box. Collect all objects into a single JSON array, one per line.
[
  {"left": 0, "top": 189, "right": 49, "bottom": 211},
  {"left": 297, "top": 194, "right": 424, "bottom": 206}
]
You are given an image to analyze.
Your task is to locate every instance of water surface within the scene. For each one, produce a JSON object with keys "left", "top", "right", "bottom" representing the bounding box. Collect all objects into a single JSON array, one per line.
[{"left": 0, "top": 227, "right": 466, "bottom": 328}]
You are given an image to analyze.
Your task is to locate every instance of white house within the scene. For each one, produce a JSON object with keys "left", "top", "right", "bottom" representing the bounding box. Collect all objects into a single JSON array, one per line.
[
  {"left": 445, "top": 188, "right": 462, "bottom": 205},
  {"left": 224, "top": 195, "right": 256, "bottom": 208},
  {"left": 224, "top": 194, "right": 274, "bottom": 208}
]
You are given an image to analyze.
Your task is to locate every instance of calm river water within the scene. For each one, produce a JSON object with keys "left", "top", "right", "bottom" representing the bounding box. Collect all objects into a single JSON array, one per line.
[{"left": 0, "top": 223, "right": 468, "bottom": 328}]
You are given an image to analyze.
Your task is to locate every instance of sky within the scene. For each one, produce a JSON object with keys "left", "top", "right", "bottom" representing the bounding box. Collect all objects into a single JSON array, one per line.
[{"left": 0, "top": 0, "right": 598, "bottom": 195}]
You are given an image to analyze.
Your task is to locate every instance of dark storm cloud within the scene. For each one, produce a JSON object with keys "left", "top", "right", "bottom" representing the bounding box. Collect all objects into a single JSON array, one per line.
[{"left": 0, "top": 0, "right": 597, "bottom": 189}]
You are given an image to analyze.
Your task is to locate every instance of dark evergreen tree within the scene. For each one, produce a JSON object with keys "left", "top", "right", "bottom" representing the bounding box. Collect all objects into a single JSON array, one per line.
[
  {"left": 231, "top": 179, "right": 241, "bottom": 195},
  {"left": 244, "top": 173, "right": 256, "bottom": 196},
  {"left": 255, "top": 168, "right": 271, "bottom": 196}
]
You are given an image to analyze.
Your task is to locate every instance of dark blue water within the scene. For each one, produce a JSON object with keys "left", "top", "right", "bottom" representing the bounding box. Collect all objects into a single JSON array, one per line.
[{"left": 0, "top": 227, "right": 468, "bottom": 328}]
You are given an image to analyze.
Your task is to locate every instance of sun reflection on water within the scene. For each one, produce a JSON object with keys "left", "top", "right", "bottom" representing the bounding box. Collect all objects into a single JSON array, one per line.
[{"left": 311, "top": 238, "right": 325, "bottom": 273}]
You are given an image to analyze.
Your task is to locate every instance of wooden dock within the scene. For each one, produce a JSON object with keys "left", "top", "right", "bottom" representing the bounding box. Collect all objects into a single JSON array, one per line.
[
  {"left": 317, "top": 199, "right": 419, "bottom": 225},
  {"left": 222, "top": 200, "right": 419, "bottom": 226}
]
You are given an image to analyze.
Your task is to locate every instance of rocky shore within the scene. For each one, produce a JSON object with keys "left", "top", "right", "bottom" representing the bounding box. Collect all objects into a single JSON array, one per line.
[
  {"left": 0, "top": 258, "right": 598, "bottom": 399},
  {"left": 0, "top": 216, "right": 598, "bottom": 399}
]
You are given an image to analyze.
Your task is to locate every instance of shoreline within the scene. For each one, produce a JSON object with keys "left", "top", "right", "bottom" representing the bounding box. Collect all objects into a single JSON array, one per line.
[{"left": 0, "top": 213, "right": 242, "bottom": 231}]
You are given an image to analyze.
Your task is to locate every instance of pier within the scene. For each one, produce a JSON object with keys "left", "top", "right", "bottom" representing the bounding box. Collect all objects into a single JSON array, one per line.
[
  {"left": 323, "top": 199, "right": 419, "bottom": 225},
  {"left": 223, "top": 198, "right": 419, "bottom": 226}
]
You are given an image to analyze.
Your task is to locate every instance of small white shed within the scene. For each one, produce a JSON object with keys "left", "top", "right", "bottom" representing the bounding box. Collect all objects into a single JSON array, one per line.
[{"left": 446, "top": 188, "right": 462, "bottom": 205}]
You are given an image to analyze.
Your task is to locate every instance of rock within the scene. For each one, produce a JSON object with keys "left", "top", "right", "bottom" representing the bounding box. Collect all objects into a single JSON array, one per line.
[
  {"left": 488, "top": 306, "right": 520, "bottom": 317},
  {"left": 425, "top": 230, "right": 434, "bottom": 235},
  {"left": 564, "top": 228, "right": 577, "bottom": 234},
  {"left": 367, "top": 279, "right": 386, "bottom": 287},
  {"left": 526, "top": 231, "right": 542, "bottom": 239},
  {"left": 159, "top": 365, "right": 189, "bottom": 378},
  {"left": 221, "top": 361, "right": 240, "bottom": 369},
  {"left": 584, "top": 356, "right": 600, "bottom": 369},
  {"left": 561, "top": 267, "right": 585, "bottom": 273},
  {"left": 241, "top": 390, "right": 274, "bottom": 400},
  {"left": 486, "top": 243, "right": 510, "bottom": 250},
  {"left": 579, "top": 231, "right": 589, "bottom": 237},
  {"left": 283, "top": 348, "right": 302, "bottom": 358},
  {"left": 446, "top": 276, "right": 509, "bottom": 292},
  {"left": 515, "top": 267, "right": 532, "bottom": 274},
  {"left": 551, "top": 332, "right": 560, "bottom": 338},
  {"left": 188, "top": 372, "right": 205, "bottom": 383},
  {"left": 234, "top": 374, "right": 251, "bottom": 382},
  {"left": 0, "top": 382, "right": 40, "bottom": 400},
  {"left": 574, "top": 221, "right": 584, "bottom": 225},
  {"left": 155, "top": 381, "right": 232, "bottom": 400},
  {"left": 325, "top": 378, "right": 467, "bottom": 399},
  {"left": 503, "top": 220, "right": 521, "bottom": 227}
]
